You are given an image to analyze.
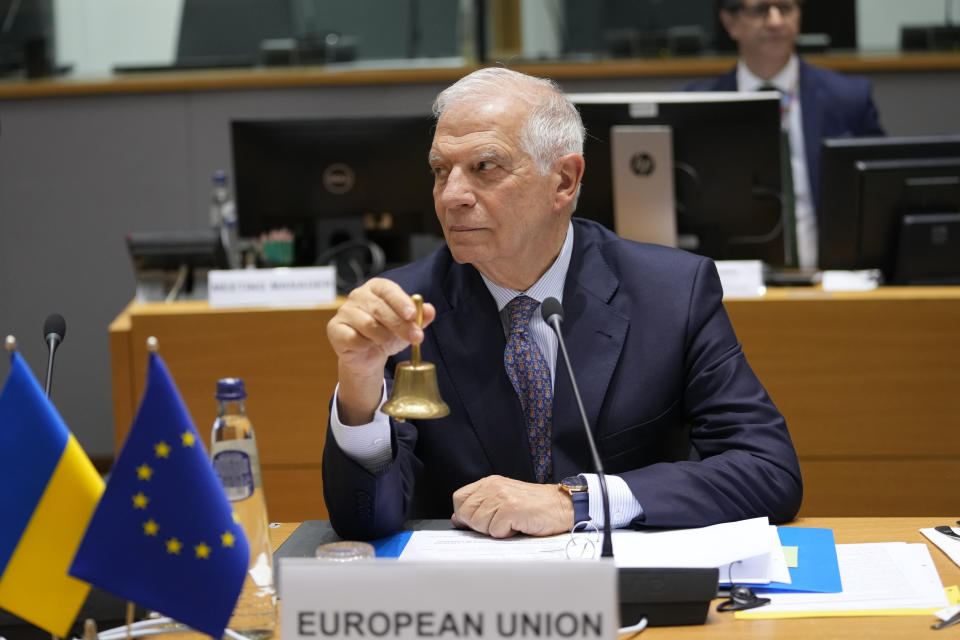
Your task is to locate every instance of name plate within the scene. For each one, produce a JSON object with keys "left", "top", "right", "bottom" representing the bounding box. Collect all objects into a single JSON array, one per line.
[
  {"left": 714, "top": 260, "right": 766, "bottom": 299},
  {"left": 208, "top": 266, "right": 336, "bottom": 308},
  {"left": 280, "top": 559, "right": 618, "bottom": 640}
]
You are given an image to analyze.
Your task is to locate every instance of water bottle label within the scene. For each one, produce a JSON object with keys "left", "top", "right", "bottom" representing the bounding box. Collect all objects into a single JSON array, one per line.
[{"left": 212, "top": 440, "right": 262, "bottom": 501}]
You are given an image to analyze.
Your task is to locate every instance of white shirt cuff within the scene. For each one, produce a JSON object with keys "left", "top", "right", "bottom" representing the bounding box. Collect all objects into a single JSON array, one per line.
[
  {"left": 581, "top": 474, "right": 644, "bottom": 528},
  {"left": 329, "top": 382, "right": 393, "bottom": 473}
]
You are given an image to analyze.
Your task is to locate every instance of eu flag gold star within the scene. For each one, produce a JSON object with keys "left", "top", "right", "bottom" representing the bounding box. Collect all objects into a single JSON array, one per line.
[
  {"left": 143, "top": 519, "right": 159, "bottom": 536},
  {"left": 166, "top": 537, "right": 182, "bottom": 554},
  {"left": 132, "top": 492, "right": 149, "bottom": 509},
  {"left": 181, "top": 431, "right": 196, "bottom": 447},
  {"left": 195, "top": 542, "right": 211, "bottom": 559},
  {"left": 154, "top": 441, "right": 171, "bottom": 458},
  {"left": 221, "top": 531, "right": 236, "bottom": 548},
  {"left": 232, "top": 511, "right": 241, "bottom": 524},
  {"left": 136, "top": 463, "right": 153, "bottom": 481}
]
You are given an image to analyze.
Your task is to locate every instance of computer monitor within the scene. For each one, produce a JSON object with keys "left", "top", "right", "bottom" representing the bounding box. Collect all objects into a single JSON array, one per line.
[
  {"left": 818, "top": 135, "right": 960, "bottom": 276},
  {"left": 231, "top": 116, "right": 441, "bottom": 267},
  {"left": 176, "top": 0, "right": 294, "bottom": 68},
  {"left": 848, "top": 157, "right": 960, "bottom": 284},
  {"left": 571, "top": 92, "right": 786, "bottom": 265},
  {"left": 126, "top": 229, "right": 226, "bottom": 302}
]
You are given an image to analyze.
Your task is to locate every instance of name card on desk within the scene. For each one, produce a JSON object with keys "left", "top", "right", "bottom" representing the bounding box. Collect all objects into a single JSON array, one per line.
[
  {"left": 208, "top": 266, "right": 335, "bottom": 308},
  {"left": 280, "top": 559, "right": 617, "bottom": 640},
  {"left": 714, "top": 260, "right": 766, "bottom": 299}
]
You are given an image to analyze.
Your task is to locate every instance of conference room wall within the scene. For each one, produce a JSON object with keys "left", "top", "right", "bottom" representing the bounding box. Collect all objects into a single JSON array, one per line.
[{"left": 0, "top": 69, "right": 956, "bottom": 463}]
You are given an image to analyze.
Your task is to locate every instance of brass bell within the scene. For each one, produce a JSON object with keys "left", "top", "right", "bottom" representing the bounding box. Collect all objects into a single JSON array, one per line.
[{"left": 381, "top": 294, "right": 450, "bottom": 421}]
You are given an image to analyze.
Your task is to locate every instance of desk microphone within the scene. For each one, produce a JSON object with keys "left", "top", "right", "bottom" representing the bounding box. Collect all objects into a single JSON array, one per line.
[
  {"left": 541, "top": 297, "right": 613, "bottom": 558},
  {"left": 43, "top": 313, "right": 66, "bottom": 398}
]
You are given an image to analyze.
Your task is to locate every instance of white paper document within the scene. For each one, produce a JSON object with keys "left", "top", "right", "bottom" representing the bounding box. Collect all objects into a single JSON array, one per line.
[
  {"left": 399, "top": 517, "right": 788, "bottom": 584},
  {"left": 920, "top": 527, "right": 960, "bottom": 570},
  {"left": 738, "top": 542, "right": 948, "bottom": 616}
]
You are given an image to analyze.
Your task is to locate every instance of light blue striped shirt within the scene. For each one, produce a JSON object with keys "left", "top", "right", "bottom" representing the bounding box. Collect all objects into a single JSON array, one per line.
[{"left": 329, "top": 222, "right": 642, "bottom": 527}]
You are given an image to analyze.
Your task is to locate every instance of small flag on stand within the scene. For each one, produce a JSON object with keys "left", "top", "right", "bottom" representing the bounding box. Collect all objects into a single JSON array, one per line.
[
  {"left": 70, "top": 346, "right": 249, "bottom": 640},
  {"left": 0, "top": 343, "right": 105, "bottom": 638}
]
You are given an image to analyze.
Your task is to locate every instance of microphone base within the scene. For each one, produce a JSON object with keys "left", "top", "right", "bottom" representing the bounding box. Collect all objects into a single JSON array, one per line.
[{"left": 618, "top": 567, "right": 719, "bottom": 627}]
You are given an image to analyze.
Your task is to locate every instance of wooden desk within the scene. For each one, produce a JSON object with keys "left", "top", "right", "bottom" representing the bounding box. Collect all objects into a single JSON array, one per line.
[
  {"left": 109, "top": 287, "right": 960, "bottom": 521},
  {"left": 258, "top": 517, "right": 960, "bottom": 640}
]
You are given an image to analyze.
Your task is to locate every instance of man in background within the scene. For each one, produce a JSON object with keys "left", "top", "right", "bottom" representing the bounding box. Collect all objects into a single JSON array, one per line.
[
  {"left": 686, "top": 0, "right": 885, "bottom": 268},
  {"left": 323, "top": 67, "right": 802, "bottom": 542}
]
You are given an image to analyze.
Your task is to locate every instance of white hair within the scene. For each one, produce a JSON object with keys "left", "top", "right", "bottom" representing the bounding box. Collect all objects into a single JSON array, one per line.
[{"left": 432, "top": 67, "right": 585, "bottom": 176}]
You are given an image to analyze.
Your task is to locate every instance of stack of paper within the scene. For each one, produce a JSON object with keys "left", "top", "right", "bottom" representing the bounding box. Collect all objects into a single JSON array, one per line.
[{"left": 736, "top": 542, "right": 950, "bottom": 619}]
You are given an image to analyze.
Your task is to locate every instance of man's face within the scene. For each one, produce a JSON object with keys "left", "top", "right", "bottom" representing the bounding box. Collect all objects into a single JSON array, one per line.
[
  {"left": 722, "top": 0, "right": 801, "bottom": 66},
  {"left": 428, "top": 95, "right": 567, "bottom": 287}
]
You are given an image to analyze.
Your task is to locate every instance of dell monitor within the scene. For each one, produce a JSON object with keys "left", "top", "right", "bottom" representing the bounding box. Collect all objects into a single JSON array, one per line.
[
  {"left": 846, "top": 157, "right": 960, "bottom": 284},
  {"left": 818, "top": 134, "right": 960, "bottom": 280},
  {"left": 571, "top": 92, "right": 786, "bottom": 265},
  {"left": 230, "top": 116, "right": 442, "bottom": 268}
]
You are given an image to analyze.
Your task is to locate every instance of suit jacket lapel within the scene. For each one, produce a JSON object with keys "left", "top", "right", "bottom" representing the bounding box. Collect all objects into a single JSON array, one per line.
[
  {"left": 430, "top": 263, "right": 535, "bottom": 481},
  {"left": 551, "top": 225, "right": 630, "bottom": 477}
]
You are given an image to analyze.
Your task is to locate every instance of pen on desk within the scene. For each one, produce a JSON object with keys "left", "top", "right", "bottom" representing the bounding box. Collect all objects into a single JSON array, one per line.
[{"left": 932, "top": 609, "right": 960, "bottom": 630}]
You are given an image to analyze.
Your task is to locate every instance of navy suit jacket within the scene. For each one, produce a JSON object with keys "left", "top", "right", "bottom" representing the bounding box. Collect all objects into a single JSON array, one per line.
[
  {"left": 322, "top": 219, "right": 803, "bottom": 540},
  {"left": 683, "top": 59, "right": 885, "bottom": 209}
]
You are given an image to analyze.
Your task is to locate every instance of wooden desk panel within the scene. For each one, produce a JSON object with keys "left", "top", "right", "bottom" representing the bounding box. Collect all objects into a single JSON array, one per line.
[
  {"left": 110, "top": 287, "right": 960, "bottom": 520},
  {"left": 110, "top": 300, "right": 342, "bottom": 521},
  {"left": 724, "top": 287, "right": 960, "bottom": 516}
]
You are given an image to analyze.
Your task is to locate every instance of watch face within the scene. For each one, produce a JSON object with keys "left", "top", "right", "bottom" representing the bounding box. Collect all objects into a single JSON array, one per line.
[{"left": 560, "top": 475, "right": 588, "bottom": 492}]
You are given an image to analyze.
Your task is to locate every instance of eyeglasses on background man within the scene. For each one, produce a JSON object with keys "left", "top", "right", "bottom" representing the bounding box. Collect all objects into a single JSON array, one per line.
[{"left": 728, "top": 0, "right": 803, "bottom": 20}]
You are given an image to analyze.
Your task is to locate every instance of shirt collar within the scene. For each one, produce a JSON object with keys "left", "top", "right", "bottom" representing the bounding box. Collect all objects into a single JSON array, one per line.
[
  {"left": 481, "top": 221, "right": 574, "bottom": 311},
  {"left": 737, "top": 54, "right": 799, "bottom": 94}
]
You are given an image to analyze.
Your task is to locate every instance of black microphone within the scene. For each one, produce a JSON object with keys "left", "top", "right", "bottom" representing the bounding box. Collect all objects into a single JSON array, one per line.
[
  {"left": 43, "top": 313, "right": 66, "bottom": 398},
  {"left": 541, "top": 297, "right": 614, "bottom": 558}
]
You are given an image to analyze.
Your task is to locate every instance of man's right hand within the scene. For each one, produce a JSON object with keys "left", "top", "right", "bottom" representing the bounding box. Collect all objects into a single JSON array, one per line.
[{"left": 326, "top": 278, "right": 436, "bottom": 425}]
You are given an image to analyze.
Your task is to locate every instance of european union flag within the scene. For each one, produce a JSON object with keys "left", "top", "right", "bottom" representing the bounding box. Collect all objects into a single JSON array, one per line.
[
  {"left": 0, "top": 350, "right": 104, "bottom": 637},
  {"left": 70, "top": 352, "right": 249, "bottom": 639}
]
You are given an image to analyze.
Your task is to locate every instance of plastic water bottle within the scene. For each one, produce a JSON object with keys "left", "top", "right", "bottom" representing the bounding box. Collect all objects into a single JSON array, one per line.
[
  {"left": 210, "top": 378, "right": 276, "bottom": 639},
  {"left": 211, "top": 170, "right": 241, "bottom": 269}
]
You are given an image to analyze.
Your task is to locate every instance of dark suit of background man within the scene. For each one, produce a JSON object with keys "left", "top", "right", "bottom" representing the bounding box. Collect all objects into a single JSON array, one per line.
[
  {"left": 685, "top": 0, "right": 885, "bottom": 269},
  {"left": 322, "top": 67, "right": 802, "bottom": 542}
]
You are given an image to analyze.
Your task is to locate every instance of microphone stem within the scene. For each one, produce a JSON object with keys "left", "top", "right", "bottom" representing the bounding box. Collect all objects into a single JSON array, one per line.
[
  {"left": 550, "top": 317, "right": 614, "bottom": 558},
  {"left": 44, "top": 337, "right": 57, "bottom": 398}
]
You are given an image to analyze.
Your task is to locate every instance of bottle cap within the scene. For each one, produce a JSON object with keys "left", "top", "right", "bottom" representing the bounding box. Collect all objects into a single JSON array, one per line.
[
  {"left": 212, "top": 169, "right": 228, "bottom": 185},
  {"left": 215, "top": 377, "right": 246, "bottom": 400}
]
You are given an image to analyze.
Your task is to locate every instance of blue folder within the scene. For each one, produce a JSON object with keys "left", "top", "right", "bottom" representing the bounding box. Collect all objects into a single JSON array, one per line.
[{"left": 756, "top": 527, "right": 843, "bottom": 593}]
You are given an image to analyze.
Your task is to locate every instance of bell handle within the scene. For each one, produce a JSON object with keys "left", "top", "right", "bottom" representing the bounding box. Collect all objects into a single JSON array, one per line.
[{"left": 411, "top": 294, "right": 423, "bottom": 365}]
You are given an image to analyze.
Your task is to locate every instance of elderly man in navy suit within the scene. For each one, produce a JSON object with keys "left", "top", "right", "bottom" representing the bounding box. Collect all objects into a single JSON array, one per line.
[
  {"left": 685, "top": 0, "right": 885, "bottom": 268},
  {"left": 323, "top": 67, "right": 802, "bottom": 542}
]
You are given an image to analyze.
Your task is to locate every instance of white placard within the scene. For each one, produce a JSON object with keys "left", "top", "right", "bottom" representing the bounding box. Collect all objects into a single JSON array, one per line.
[
  {"left": 208, "top": 267, "right": 336, "bottom": 308},
  {"left": 280, "top": 559, "right": 618, "bottom": 640},
  {"left": 821, "top": 269, "right": 881, "bottom": 292},
  {"left": 714, "top": 260, "right": 766, "bottom": 299}
]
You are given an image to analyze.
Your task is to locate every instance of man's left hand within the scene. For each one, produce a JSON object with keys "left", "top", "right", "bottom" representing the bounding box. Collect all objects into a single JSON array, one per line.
[{"left": 451, "top": 475, "right": 574, "bottom": 538}]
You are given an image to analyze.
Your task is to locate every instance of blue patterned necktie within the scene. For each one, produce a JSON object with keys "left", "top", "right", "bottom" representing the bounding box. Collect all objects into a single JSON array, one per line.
[{"left": 503, "top": 295, "right": 553, "bottom": 483}]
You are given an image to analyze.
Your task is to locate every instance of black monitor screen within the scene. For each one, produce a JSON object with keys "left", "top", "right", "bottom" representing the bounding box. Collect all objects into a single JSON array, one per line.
[
  {"left": 231, "top": 116, "right": 441, "bottom": 266},
  {"left": 818, "top": 135, "right": 960, "bottom": 273},
  {"left": 573, "top": 92, "right": 786, "bottom": 265},
  {"left": 854, "top": 157, "right": 960, "bottom": 283}
]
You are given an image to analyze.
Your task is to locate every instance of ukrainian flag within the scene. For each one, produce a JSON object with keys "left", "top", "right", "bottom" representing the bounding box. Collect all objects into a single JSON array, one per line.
[{"left": 0, "top": 350, "right": 105, "bottom": 637}]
